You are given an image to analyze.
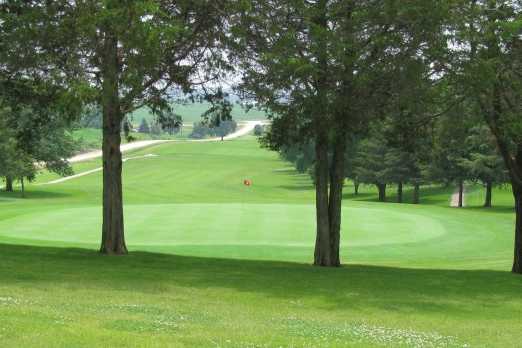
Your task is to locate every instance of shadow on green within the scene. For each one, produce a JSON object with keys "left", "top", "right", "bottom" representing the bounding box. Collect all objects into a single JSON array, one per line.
[
  {"left": 2, "top": 243, "right": 521, "bottom": 317},
  {"left": 0, "top": 190, "right": 73, "bottom": 200},
  {"left": 343, "top": 185, "right": 454, "bottom": 206}
]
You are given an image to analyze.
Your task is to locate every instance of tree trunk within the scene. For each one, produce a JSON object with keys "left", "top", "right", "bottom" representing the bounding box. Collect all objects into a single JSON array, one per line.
[
  {"left": 397, "top": 182, "right": 403, "bottom": 203},
  {"left": 513, "top": 187, "right": 522, "bottom": 274},
  {"left": 486, "top": 121, "right": 522, "bottom": 274},
  {"left": 99, "top": 29, "right": 127, "bottom": 255},
  {"left": 354, "top": 179, "right": 359, "bottom": 195},
  {"left": 20, "top": 177, "right": 25, "bottom": 198},
  {"left": 458, "top": 180, "right": 464, "bottom": 208},
  {"left": 413, "top": 183, "right": 420, "bottom": 204},
  {"left": 478, "top": 55, "right": 522, "bottom": 273},
  {"left": 5, "top": 177, "right": 13, "bottom": 192},
  {"left": 328, "top": 135, "right": 346, "bottom": 267},
  {"left": 511, "top": 146, "right": 522, "bottom": 274},
  {"left": 484, "top": 181, "right": 492, "bottom": 208},
  {"left": 377, "top": 184, "right": 386, "bottom": 202},
  {"left": 314, "top": 132, "right": 332, "bottom": 267},
  {"left": 312, "top": 0, "right": 335, "bottom": 267}
]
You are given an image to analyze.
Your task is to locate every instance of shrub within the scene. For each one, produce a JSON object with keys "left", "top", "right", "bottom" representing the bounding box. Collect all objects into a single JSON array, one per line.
[
  {"left": 190, "top": 122, "right": 211, "bottom": 139},
  {"left": 253, "top": 124, "right": 264, "bottom": 136},
  {"left": 190, "top": 120, "right": 237, "bottom": 139}
]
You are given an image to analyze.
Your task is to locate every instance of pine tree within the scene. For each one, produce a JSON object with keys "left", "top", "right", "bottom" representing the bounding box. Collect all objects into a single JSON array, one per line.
[
  {"left": 459, "top": 125, "right": 508, "bottom": 208},
  {"left": 138, "top": 119, "right": 150, "bottom": 134},
  {"left": 354, "top": 131, "right": 391, "bottom": 202}
]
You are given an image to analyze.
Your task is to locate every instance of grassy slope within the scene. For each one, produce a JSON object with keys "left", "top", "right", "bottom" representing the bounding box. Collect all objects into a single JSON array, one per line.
[{"left": 0, "top": 137, "right": 520, "bottom": 347}]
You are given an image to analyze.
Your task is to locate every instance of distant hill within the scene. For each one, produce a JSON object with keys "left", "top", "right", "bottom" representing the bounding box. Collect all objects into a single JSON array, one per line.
[{"left": 129, "top": 102, "right": 267, "bottom": 126}]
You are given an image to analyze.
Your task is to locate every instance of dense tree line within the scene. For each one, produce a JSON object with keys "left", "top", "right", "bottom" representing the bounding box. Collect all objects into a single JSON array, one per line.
[{"left": 280, "top": 114, "right": 506, "bottom": 207}]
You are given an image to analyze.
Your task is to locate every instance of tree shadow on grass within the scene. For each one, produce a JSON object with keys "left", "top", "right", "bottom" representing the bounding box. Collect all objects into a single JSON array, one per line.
[
  {"left": 277, "top": 184, "right": 314, "bottom": 191},
  {"left": 343, "top": 185, "right": 454, "bottom": 206},
  {"left": 271, "top": 168, "right": 302, "bottom": 175},
  {"left": 465, "top": 206, "right": 515, "bottom": 215},
  {"left": 342, "top": 192, "right": 377, "bottom": 201},
  {"left": 464, "top": 204, "right": 515, "bottom": 214},
  {"left": 275, "top": 176, "right": 314, "bottom": 191},
  {"left": 0, "top": 190, "right": 72, "bottom": 201},
  {"left": 1, "top": 243, "right": 520, "bottom": 317}
]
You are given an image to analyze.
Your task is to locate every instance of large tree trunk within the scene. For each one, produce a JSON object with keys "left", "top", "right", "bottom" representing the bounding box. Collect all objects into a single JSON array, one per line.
[
  {"left": 484, "top": 181, "right": 492, "bottom": 208},
  {"left": 354, "top": 178, "right": 359, "bottom": 195},
  {"left": 99, "top": 30, "right": 127, "bottom": 255},
  {"left": 511, "top": 146, "right": 522, "bottom": 274},
  {"left": 458, "top": 180, "right": 464, "bottom": 208},
  {"left": 397, "top": 182, "right": 403, "bottom": 203},
  {"left": 328, "top": 135, "right": 346, "bottom": 267},
  {"left": 513, "top": 187, "right": 522, "bottom": 274},
  {"left": 413, "top": 183, "right": 420, "bottom": 204},
  {"left": 312, "top": 0, "right": 335, "bottom": 267},
  {"left": 5, "top": 177, "right": 13, "bottom": 192},
  {"left": 314, "top": 132, "right": 332, "bottom": 267},
  {"left": 20, "top": 177, "right": 25, "bottom": 198},
  {"left": 485, "top": 111, "right": 522, "bottom": 274},
  {"left": 377, "top": 183, "right": 386, "bottom": 202},
  {"left": 478, "top": 34, "right": 522, "bottom": 272}
]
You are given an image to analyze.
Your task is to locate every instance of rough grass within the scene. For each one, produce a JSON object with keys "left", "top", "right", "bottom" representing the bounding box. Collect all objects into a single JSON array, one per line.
[{"left": 0, "top": 137, "right": 519, "bottom": 347}]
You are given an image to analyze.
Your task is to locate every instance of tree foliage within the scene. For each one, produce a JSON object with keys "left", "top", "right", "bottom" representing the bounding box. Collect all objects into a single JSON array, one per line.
[{"left": 0, "top": 101, "right": 77, "bottom": 194}]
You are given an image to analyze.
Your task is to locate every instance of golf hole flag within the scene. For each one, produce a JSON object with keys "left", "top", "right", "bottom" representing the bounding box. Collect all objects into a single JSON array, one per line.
[{"left": 243, "top": 179, "right": 252, "bottom": 186}]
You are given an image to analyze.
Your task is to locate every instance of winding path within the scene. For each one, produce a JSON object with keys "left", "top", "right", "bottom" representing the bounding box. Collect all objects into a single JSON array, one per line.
[
  {"left": 69, "top": 120, "right": 266, "bottom": 163},
  {"left": 69, "top": 140, "right": 168, "bottom": 163},
  {"left": 450, "top": 186, "right": 465, "bottom": 207},
  {"left": 44, "top": 121, "right": 266, "bottom": 185}
]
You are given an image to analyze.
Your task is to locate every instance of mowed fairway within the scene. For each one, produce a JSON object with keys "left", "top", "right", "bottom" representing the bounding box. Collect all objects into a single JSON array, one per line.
[{"left": 0, "top": 137, "right": 520, "bottom": 347}]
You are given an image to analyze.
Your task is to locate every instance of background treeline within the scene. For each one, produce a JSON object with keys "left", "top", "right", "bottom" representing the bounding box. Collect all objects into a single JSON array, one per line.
[
  {"left": 77, "top": 91, "right": 240, "bottom": 141},
  {"left": 190, "top": 120, "right": 237, "bottom": 140},
  {"left": 280, "top": 114, "right": 507, "bottom": 208}
]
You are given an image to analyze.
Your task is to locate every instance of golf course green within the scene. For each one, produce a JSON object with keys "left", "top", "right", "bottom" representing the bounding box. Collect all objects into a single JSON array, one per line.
[{"left": 0, "top": 137, "right": 520, "bottom": 347}]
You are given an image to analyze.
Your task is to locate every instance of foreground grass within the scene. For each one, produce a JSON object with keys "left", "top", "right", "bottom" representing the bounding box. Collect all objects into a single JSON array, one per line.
[
  {"left": 0, "top": 137, "right": 519, "bottom": 347},
  {"left": 2, "top": 245, "right": 521, "bottom": 348}
]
